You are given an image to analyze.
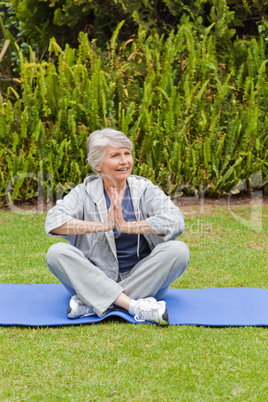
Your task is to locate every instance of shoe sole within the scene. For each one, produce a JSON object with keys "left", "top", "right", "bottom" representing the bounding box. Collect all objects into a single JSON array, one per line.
[{"left": 159, "top": 306, "right": 169, "bottom": 326}]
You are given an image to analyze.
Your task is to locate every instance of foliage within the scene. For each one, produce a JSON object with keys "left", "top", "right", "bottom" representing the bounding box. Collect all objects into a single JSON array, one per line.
[
  {"left": 0, "top": 22, "right": 267, "bottom": 203},
  {"left": 0, "top": 2, "right": 34, "bottom": 95},
  {"left": 4, "top": 0, "right": 268, "bottom": 54},
  {"left": 0, "top": 3, "right": 14, "bottom": 94},
  {"left": 258, "top": 18, "right": 268, "bottom": 56},
  {"left": 1, "top": 0, "right": 267, "bottom": 96},
  {"left": 7, "top": 0, "right": 129, "bottom": 50},
  {"left": 228, "top": 0, "right": 268, "bottom": 36}
]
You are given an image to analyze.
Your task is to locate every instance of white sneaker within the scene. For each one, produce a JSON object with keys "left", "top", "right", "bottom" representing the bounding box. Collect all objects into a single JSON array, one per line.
[
  {"left": 133, "top": 298, "right": 169, "bottom": 326},
  {"left": 67, "top": 295, "right": 95, "bottom": 319}
]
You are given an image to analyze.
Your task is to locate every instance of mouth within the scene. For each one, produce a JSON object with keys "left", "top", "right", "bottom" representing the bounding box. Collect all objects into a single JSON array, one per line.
[{"left": 116, "top": 167, "right": 129, "bottom": 172}]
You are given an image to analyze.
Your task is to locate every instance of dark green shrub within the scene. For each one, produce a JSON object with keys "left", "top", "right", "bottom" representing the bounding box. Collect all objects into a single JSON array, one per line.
[{"left": 6, "top": 0, "right": 268, "bottom": 53}]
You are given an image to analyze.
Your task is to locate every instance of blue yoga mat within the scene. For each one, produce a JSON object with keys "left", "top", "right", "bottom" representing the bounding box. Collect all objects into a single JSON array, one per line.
[{"left": 0, "top": 284, "right": 267, "bottom": 327}]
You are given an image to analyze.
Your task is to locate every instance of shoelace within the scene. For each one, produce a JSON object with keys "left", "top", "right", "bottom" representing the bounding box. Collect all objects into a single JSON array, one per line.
[{"left": 134, "top": 304, "right": 156, "bottom": 322}]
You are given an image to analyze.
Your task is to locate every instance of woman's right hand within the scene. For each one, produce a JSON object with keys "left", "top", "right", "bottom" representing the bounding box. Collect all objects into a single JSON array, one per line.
[{"left": 104, "top": 199, "right": 115, "bottom": 231}]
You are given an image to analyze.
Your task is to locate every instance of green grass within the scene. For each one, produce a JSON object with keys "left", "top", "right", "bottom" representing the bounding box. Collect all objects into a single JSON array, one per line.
[{"left": 0, "top": 203, "right": 267, "bottom": 401}]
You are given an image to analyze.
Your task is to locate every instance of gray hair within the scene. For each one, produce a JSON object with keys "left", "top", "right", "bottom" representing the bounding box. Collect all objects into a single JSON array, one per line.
[{"left": 87, "top": 128, "right": 133, "bottom": 174}]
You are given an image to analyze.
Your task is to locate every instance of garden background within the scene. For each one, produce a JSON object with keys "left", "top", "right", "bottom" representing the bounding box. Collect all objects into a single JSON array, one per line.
[{"left": 0, "top": 0, "right": 268, "bottom": 204}]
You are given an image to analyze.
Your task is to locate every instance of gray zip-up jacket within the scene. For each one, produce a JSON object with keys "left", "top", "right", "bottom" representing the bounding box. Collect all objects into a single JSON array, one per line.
[{"left": 45, "top": 175, "right": 185, "bottom": 281}]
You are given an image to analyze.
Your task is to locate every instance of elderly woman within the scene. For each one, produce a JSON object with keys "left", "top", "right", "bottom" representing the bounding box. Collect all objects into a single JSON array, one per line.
[{"left": 45, "top": 128, "right": 189, "bottom": 325}]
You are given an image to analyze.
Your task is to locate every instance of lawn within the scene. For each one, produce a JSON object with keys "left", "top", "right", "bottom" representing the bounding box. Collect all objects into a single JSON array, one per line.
[{"left": 0, "top": 199, "right": 267, "bottom": 401}]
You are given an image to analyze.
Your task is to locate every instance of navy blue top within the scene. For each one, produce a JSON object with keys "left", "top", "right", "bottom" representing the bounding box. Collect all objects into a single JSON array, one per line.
[{"left": 104, "top": 185, "right": 151, "bottom": 272}]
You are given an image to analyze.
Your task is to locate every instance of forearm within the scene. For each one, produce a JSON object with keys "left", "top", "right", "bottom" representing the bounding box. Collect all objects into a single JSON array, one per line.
[
  {"left": 50, "top": 219, "right": 111, "bottom": 235},
  {"left": 120, "top": 220, "right": 162, "bottom": 235}
]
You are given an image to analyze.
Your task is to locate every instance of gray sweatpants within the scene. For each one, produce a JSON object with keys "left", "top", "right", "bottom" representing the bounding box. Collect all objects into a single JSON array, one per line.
[{"left": 46, "top": 241, "right": 189, "bottom": 316}]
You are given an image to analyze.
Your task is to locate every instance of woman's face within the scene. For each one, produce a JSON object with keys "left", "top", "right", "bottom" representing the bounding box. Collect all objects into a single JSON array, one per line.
[{"left": 98, "top": 145, "right": 133, "bottom": 185}]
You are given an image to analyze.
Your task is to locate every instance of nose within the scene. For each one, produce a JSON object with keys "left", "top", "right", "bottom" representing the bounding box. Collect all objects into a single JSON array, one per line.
[{"left": 120, "top": 154, "right": 127, "bottom": 164}]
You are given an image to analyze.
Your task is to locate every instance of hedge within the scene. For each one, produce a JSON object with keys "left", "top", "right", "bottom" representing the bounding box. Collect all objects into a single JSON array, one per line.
[{"left": 0, "top": 22, "right": 267, "bottom": 203}]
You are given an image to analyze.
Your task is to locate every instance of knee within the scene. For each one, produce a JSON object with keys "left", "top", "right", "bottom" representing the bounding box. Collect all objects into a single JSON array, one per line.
[
  {"left": 168, "top": 241, "right": 190, "bottom": 278},
  {"left": 46, "top": 242, "right": 69, "bottom": 266},
  {"left": 165, "top": 241, "right": 190, "bottom": 265},
  {"left": 177, "top": 241, "right": 190, "bottom": 264}
]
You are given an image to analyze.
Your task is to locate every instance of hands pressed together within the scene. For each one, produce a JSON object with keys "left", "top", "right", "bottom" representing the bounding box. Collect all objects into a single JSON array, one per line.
[
  {"left": 51, "top": 187, "right": 157, "bottom": 236},
  {"left": 105, "top": 187, "right": 130, "bottom": 233}
]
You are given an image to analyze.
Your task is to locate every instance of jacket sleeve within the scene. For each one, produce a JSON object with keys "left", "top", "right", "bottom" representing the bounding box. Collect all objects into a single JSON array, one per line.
[
  {"left": 45, "top": 185, "right": 85, "bottom": 236},
  {"left": 141, "top": 183, "right": 185, "bottom": 241}
]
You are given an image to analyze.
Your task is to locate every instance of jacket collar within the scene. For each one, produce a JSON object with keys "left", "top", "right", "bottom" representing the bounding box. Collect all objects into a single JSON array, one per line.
[
  {"left": 83, "top": 174, "right": 147, "bottom": 207},
  {"left": 83, "top": 174, "right": 104, "bottom": 204}
]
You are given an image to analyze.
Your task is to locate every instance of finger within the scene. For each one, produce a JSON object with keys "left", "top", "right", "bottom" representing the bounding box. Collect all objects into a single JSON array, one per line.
[
  {"left": 111, "top": 188, "right": 120, "bottom": 209},
  {"left": 109, "top": 201, "right": 116, "bottom": 217},
  {"left": 110, "top": 188, "right": 118, "bottom": 206},
  {"left": 109, "top": 195, "right": 115, "bottom": 208},
  {"left": 107, "top": 204, "right": 115, "bottom": 226},
  {"left": 114, "top": 188, "right": 121, "bottom": 209},
  {"left": 110, "top": 187, "right": 115, "bottom": 198},
  {"left": 115, "top": 206, "right": 124, "bottom": 226}
]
